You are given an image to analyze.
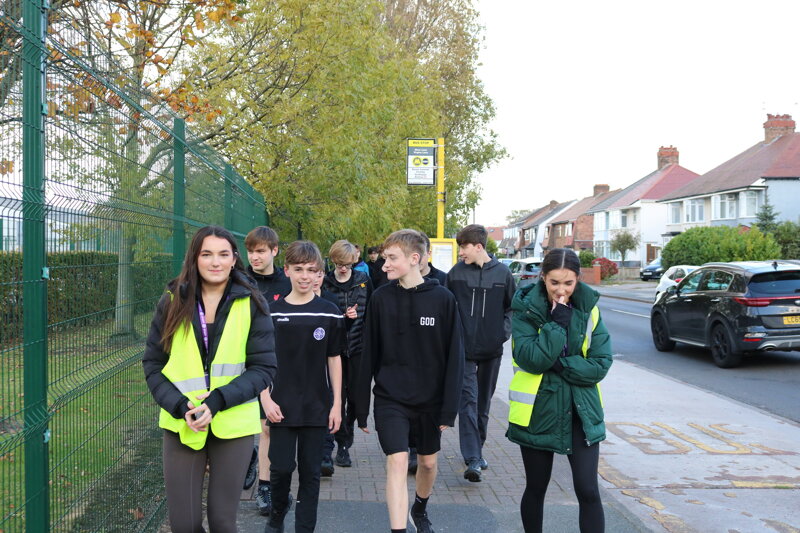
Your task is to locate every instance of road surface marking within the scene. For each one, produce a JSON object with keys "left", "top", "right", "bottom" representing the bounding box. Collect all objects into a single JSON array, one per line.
[{"left": 610, "top": 309, "right": 650, "bottom": 318}]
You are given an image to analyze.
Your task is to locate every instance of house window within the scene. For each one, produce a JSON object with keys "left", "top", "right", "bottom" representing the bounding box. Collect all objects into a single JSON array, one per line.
[
  {"left": 740, "top": 190, "right": 761, "bottom": 217},
  {"left": 610, "top": 211, "right": 621, "bottom": 229},
  {"left": 712, "top": 194, "right": 737, "bottom": 220},
  {"left": 566, "top": 223, "right": 572, "bottom": 237},
  {"left": 594, "top": 214, "right": 606, "bottom": 231},
  {"left": 670, "top": 203, "right": 682, "bottom": 224},
  {"left": 685, "top": 199, "right": 704, "bottom": 222},
  {"left": 620, "top": 211, "right": 628, "bottom": 228}
]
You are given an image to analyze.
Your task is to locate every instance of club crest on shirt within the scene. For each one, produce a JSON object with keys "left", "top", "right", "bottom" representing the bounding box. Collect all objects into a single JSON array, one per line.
[{"left": 313, "top": 327, "right": 326, "bottom": 340}]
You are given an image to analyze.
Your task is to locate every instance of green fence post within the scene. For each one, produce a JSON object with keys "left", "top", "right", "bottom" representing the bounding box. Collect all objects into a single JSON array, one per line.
[
  {"left": 173, "top": 118, "right": 186, "bottom": 276},
  {"left": 22, "top": 0, "right": 49, "bottom": 531},
  {"left": 0, "top": 217, "right": 4, "bottom": 251},
  {"left": 224, "top": 164, "right": 233, "bottom": 231}
]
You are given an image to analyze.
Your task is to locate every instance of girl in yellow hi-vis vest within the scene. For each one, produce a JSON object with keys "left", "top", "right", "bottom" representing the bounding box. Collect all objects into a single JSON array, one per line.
[
  {"left": 143, "top": 226, "right": 277, "bottom": 533},
  {"left": 508, "top": 248, "right": 612, "bottom": 533}
]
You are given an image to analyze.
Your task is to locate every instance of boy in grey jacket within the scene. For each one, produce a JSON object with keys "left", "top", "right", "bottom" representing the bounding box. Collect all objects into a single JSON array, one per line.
[{"left": 445, "top": 224, "right": 515, "bottom": 482}]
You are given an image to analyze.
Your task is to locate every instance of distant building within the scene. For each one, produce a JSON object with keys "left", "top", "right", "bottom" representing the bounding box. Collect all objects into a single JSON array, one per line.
[
  {"left": 660, "top": 114, "right": 800, "bottom": 240},
  {"left": 542, "top": 184, "right": 619, "bottom": 253},
  {"left": 592, "top": 146, "right": 700, "bottom": 266}
]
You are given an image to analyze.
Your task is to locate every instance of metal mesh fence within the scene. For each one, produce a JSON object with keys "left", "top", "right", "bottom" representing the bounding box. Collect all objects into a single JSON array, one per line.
[{"left": 0, "top": 2, "right": 266, "bottom": 531}]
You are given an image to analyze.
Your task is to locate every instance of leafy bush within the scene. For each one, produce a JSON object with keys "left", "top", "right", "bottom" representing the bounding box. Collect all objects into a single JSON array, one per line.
[
  {"left": 1, "top": 251, "right": 173, "bottom": 344},
  {"left": 772, "top": 220, "right": 800, "bottom": 259},
  {"left": 661, "top": 226, "right": 780, "bottom": 269},
  {"left": 592, "top": 257, "right": 618, "bottom": 280},
  {"left": 579, "top": 249, "right": 596, "bottom": 267}
]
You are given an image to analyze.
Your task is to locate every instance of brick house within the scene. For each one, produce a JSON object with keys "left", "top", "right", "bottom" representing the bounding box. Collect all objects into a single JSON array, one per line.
[{"left": 541, "top": 184, "right": 620, "bottom": 252}]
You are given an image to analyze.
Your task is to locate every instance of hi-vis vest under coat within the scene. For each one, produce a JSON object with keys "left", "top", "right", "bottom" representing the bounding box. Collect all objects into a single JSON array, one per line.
[
  {"left": 158, "top": 297, "right": 261, "bottom": 450},
  {"left": 507, "top": 281, "right": 612, "bottom": 454}
]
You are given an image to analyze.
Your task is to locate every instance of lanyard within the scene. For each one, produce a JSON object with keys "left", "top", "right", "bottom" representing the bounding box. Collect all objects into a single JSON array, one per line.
[
  {"left": 197, "top": 302, "right": 209, "bottom": 352},
  {"left": 197, "top": 302, "right": 211, "bottom": 388}
]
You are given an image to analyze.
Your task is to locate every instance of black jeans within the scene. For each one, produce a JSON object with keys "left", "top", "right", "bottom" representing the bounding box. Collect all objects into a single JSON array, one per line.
[
  {"left": 269, "top": 426, "right": 327, "bottom": 532},
  {"left": 519, "top": 416, "right": 604, "bottom": 533},
  {"left": 324, "top": 355, "right": 359, "bottom": 458},
  {"left": 162, "top": 430, "right": 252, "bottom": 533}
]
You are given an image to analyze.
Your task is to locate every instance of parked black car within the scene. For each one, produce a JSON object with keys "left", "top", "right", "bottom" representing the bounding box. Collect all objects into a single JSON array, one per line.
[
  {"left": 640, "top": 257, "right": 664, "bottom": 281},
  {"left": 650, "top": 261, "right": 800, "bottom": 368}
]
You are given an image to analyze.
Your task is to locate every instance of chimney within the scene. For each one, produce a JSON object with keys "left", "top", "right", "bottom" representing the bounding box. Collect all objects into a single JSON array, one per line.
[
  {"left": 764, "top": 114, "right": 795, "bottom": 143},
  {"left": 548, "top": 200, "right": 558, "bottom": 209},
  {"left": 657, "top": 146, "right": 679, "bottom": 169},
  {"left": 593, "top": 184, "right": 610, "bottom": 197}
]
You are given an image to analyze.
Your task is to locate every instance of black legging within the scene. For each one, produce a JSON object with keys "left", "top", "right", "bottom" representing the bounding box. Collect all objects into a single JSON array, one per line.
[{"left": 519, "top": 415, "right": 604, "bottom": 533}]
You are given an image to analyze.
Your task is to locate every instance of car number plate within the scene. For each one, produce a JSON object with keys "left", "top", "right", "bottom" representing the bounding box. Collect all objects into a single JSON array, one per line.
[{"left": 783, "top": 315, "right": 800, "bottom": 325}]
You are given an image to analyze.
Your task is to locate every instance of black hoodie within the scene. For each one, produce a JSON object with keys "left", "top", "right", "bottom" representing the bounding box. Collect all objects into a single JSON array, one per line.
[
  {"left": 247, "top": 265, "right": 291, "bottom": 304},
  {"left": 445, "top": 256, "right": 515, "bottom": 360},
  {"left": 355, "top": 278, "right": 464, "bottom": 427}
]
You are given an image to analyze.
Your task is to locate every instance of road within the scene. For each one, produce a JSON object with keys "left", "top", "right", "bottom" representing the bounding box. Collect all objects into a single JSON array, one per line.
[{"left": 597, "top": 296, "right": 800, "bottom": 423}]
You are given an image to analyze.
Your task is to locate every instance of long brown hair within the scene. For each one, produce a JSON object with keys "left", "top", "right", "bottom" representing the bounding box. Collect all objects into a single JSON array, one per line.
[{"left": 160, "top": 225, "right": 265, "bottom": 351}]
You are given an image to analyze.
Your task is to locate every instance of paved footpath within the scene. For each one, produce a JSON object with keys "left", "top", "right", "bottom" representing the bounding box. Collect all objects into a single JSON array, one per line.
[{"left": 223, "top": 328, "right": 800, "bottom": 533}]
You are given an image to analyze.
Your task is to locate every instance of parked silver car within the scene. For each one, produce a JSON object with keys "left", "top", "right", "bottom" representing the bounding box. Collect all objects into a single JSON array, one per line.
[
  {"left": 509, "top": 258, "right": 542, "bottom": 288},
  {"left": 654, "top": 265, "right": 698, "bottom": 302}
]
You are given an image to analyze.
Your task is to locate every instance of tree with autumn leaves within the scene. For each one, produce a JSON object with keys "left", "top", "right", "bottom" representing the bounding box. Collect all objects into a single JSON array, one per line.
[
  {"left": 181, "top": 0, "right": 505, "bottom": 244},
  {"left": 3, "top": 0, "right": 502, "bottom": 337}
]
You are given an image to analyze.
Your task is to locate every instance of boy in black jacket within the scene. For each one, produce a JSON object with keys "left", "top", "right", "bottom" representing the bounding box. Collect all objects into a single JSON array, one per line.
[
  {"left": 245, "top": 226, "right": 293, "bottom": 515},
  {"left": 445, "top": 224, "right": 515, "bottom": 483},
  {"left": 356, "top": 229, "right": 464, "bottom": 533},
  {"left": 262, "top": 241, "right": 344, "bottom": 533}
]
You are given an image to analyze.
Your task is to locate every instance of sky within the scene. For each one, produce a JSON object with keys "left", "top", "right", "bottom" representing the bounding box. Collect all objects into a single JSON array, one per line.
[{"left": 472, "top": 0, "right": 800, "bottom": 227}]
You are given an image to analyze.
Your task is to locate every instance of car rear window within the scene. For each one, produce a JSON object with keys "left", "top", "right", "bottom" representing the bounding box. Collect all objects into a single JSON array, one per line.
[{"left": 748, "top": 271, "right": 800, "bottom": 295}]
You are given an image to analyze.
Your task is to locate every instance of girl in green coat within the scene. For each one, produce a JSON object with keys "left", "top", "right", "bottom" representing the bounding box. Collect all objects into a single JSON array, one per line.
[{"left": 508, "top": 248, "right": 612, "bottom": 533}]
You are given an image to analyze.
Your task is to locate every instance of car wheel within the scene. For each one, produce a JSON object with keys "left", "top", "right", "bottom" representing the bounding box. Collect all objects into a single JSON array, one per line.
[
  {"left": 710, "top": 323, "right": 743, "bottom": 368},
  {"left": 651, "top": 313, "right": 675, "bottom": 351}
]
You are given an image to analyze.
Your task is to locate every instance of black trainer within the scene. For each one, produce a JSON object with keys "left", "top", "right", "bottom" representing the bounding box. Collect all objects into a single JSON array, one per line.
[
  {"left": 243, "top": 446, "right": 258, "bottom": 490},
  {"left": 256, "top": 483, "right": 272, "bottom": 516},
  {"left": 263, "top": 520, "right": 284, "bottom": 533},
  {"left": 464, "top": 458, "right": 482, "bottom": 482},
  {"left": 335, "top": 446, "right": 352, "bottom": 467},
  {"left": 321, "top": 455, "right": 334, "bottom": 477},
  {"left": 409, "top": 508, "right": 434, "bottom": 533}
]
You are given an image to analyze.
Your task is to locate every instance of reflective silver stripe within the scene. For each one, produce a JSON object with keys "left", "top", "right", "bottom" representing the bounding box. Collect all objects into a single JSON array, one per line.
[
  {"left": 172, "top": 377, "right": 208, "bottom": 394},
  {"left": 508, "top": 390, "right": 537, "bottom": 405},
  {"left": 584, "top": 309, "right": 597, "bottom": 353},
  {"left": 513, "top": 365, "right": 522, "bottom": 374},
  {"left": 211, "top": 363, "right": 245, "bottom": 377},
  {"left": 243, "top": 397, "right": 258, "bottom": 404}
]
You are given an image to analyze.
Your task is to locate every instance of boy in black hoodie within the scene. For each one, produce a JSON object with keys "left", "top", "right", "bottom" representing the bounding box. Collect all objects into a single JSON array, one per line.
[
  {"left": 445, "top": 224, "right": 515, "bottom": 484},
  {"left": 245, "top": 226, "right": 292, "bottom": 515},
  {"left": 356, "top": 229, "right": 464, "bottom": 533}
]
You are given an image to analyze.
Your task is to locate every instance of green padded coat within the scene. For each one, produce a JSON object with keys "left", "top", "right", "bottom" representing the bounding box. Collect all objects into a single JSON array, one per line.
[{"left": 507, "top": 280, "right": 612, "bottom": 454}]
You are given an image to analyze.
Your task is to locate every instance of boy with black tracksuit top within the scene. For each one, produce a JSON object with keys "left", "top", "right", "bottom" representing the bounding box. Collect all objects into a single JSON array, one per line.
[
  {"left": 355, "top": 229, "right": 464, "bottom": 533},
  {"left": 262, "top": 241, "right": 345, "bottom": 533},
  {"left": 445, "top": 224, "right": 515, "bottom": 483},
  {"left": 321, "top": 240, "right": 373, "bottom": 475},
  {"left": 245, "top": 226, "right": 293, "bottom": 516}
]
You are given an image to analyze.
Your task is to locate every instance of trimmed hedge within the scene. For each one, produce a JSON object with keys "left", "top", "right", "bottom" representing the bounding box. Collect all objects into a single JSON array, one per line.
[
  {"left": 1, "top": 251, "right": 173, "bottom": 343},
  {"left": 661, "top": 226, "right": 780, "bottom": 269}
]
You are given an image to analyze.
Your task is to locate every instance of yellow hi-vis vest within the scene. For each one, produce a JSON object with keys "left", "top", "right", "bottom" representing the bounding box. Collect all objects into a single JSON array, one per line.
[
  {"left": 158, "top": 296, "right": 260, "bottom": 450},
  {"left": 508, "top": 306, "right": 601, "bottom": 427}
]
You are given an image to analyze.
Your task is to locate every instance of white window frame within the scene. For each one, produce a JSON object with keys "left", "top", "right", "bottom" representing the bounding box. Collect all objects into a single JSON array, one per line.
[
  {"left": 669, "top": 203, "right": 682, "bottom": 224},
  {"left": 685, "top": 199, "right": 705, "bottom": 222},
  {"left": 565, "top": 223, "right": 573, "bottom": 237},
  {"left": 712, "top": 193, "right": 737, "bottom": 220},
  {"left": 739, "top": 190, "right": 761, "bottom": 218}
]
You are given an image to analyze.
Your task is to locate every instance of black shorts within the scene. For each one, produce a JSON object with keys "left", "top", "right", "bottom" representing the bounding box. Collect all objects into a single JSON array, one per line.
[{"left": 373, "top": 398, "right": 441, "bottom": 456}]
